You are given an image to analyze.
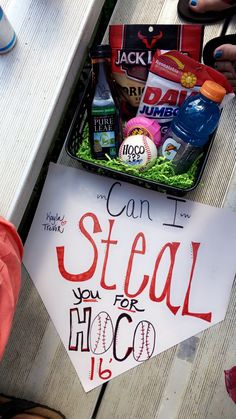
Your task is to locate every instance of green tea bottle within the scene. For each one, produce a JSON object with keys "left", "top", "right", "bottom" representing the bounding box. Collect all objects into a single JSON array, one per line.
[{"left": 88, "top": 44, "right": 121, "bottom": 159}]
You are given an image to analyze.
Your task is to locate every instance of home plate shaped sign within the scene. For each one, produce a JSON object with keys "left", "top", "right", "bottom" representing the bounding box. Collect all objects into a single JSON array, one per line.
[{"left": 23, "top": 163, "right": 236, "bottom": 392}]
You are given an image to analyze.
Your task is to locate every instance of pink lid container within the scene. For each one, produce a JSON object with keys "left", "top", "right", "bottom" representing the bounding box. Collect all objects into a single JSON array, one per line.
[{"left": 124, "top": 116, "right": 162, "bottom": 147}]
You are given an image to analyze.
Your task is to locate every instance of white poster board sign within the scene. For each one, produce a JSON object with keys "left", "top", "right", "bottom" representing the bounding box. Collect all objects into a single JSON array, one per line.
[{"left": 23, "top": 163, "right": 236, "bottom": 392}]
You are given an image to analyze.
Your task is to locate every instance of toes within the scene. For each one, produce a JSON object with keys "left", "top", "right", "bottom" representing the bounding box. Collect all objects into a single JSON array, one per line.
[
  {"left": 213, "top": 60, "right": 236, "bottom": 93},
  {"left": 189, "top": 0, "right": 234, "bottom": 13},
  {"left": 189, "top": 0, "right": 207, "bottom": 13},
  {"left": 214, "top": 60, "right": 236, "bottom": 77},
  {"left": 214, "top": 44, "right": 236, "bottom": 62}
]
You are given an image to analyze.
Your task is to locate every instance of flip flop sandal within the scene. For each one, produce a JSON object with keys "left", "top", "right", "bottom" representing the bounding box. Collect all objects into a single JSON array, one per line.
[
  {"left": 0, "top": 394, "right": 65, "bottom": 419},
  {"left": 177, "top": 0, "right": 236, "bottom": 23},
  {"left": 203, "top": 34, "right": 236, "bottom": 67}
]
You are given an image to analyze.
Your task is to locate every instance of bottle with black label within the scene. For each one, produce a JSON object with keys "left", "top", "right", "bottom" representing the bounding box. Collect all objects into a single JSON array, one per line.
[{"left": 88, "top": 44, "right": 121, "bottom": 159}]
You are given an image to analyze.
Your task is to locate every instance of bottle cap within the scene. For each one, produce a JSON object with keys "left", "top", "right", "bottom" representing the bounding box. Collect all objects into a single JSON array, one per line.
[
  {"left": 90, "top": 44, "right": 112, "bottom": 59},
  {"left": 124, "top": 116, "right": 162, "bottom": 147},
  {"left": 200, "top": 80, "right": 226, "bottom": 103}
]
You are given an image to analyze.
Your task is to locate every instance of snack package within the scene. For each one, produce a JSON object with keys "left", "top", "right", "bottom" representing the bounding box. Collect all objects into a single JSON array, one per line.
[
  {"left": 109, "top": 24, "right": 204, "bottom": 120},
  {"left": 137, "top": 50, "right": 234, "bottom": 137}
]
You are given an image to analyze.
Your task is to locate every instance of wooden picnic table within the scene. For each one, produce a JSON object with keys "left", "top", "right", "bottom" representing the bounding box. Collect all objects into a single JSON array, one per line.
[{"left": 0, "top": 0, "right": 236, "bottom": 418}]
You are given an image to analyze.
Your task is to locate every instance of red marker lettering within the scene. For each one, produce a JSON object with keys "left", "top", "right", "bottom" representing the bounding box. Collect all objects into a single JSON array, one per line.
[
  {"left": 182, "top": 242, "right": 212, "bottom": 322},
  {"left": 56, "top": 212, "right": 101, "bottom": 281},
  {"left": 124, "top": 232, "right": 149, "bottom": 298},
  {"left": 149, "top": 242, "right": 181, "bottom": 315}
]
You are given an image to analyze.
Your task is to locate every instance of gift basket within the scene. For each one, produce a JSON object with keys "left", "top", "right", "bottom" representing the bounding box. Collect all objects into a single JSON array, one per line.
[{"left": 65, "top": 24, "right": 233, "bottom": 197}]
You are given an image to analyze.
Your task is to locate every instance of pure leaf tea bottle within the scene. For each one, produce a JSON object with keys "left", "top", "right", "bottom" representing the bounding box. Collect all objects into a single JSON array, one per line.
[{"left": 88, "top": 44, "right": 121, "bottom": 159}]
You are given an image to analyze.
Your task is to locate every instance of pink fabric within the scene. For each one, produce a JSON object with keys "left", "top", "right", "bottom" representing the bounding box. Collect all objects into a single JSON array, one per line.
[{"left": 0, "top": 216, "right": 23, "bottom": 360}]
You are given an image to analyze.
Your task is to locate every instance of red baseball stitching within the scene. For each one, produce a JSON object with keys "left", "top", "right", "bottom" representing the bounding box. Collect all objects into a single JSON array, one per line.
[
  {"left": 143, "top": 136, "right": 152, "bottom": 163},
  {"left": 102, "top": 314, "right": 109, "bottom": 352},
  {"left": 93, "top": 314, "right": 102, "bottom": 353},
  {"left": 146, "top": 323, "right": 151, "bottom": 358},
  {"left": 136, "top": 321, "right": 146, "bottom": 361},
  {"left": 119, "top": 143, "right": 124, "bottom": 159}
]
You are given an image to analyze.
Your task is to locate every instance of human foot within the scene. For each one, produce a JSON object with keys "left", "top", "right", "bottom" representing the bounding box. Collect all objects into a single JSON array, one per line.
[
  {"left": 214, "top": 43, "right": 236, "bottom": 92},
  {"left": 189, "top": 0, "right": 236, "bottom": 14},
  {"left": 178, "top": 0, "right": 236, "bottom": 22}
]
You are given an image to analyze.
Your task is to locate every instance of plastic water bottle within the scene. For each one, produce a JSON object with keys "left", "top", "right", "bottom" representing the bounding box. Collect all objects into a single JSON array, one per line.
[
  {"left": 0, "top": 7, "right": 16, "bottom": 54},
  {"left": 159, "top": 80, "right": 226, "bottom": 174}
]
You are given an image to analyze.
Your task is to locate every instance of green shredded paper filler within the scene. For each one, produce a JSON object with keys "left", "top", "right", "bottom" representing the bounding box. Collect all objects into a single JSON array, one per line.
[{"left": 76, "top": 124, "right": 202, "bottom": 190}]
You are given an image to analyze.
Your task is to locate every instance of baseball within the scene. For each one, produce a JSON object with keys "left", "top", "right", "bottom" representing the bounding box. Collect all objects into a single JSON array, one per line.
[
  {"left": 133, "top": 321, "right": 156, "bottom": 362},
  {"left": 119, "top": 134, "right": 157, "bottom": 171},
  {"left": 90, "top": 311, "right": 114, "bottom": 354}
]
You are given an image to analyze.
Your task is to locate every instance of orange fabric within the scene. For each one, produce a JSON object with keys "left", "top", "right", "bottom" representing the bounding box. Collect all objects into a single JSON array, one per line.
[{"left": 0, "top": 216, "right": 23, "bottom": 360}]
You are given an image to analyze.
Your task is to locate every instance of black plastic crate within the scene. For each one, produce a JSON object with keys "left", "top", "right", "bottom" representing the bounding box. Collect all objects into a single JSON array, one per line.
[{"left": 65, "top": 74, "right": 214, "bottom": 197}]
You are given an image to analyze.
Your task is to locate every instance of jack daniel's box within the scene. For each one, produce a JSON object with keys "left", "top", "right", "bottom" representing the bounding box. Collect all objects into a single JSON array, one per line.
[{"left": 109, "top": 24, "right": 204, "bottom": 120}]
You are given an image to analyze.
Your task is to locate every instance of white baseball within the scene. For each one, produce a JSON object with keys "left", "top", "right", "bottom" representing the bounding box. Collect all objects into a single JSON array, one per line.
[
  {"left": 133, "top": 321, "right": 156, "bottom": 362},
  {"left": 90, "top": 311, "right": 114, "bottom": 354},
  {"left": 119, "top": 134, "right": 157, "bottom": 171}
]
